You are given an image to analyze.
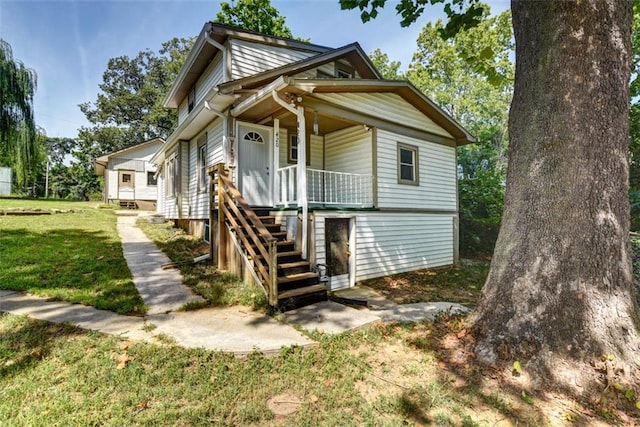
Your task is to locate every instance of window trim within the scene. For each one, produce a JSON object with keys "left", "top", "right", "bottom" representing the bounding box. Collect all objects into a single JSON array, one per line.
[
  {"left": 197, "top": 135, "right": 208, "bottom": 192},
  {"left": 147, "top": 171, "right": 157, "bottom": 187},
  {"left": 397, "top": 142, "right": 419, "bottom": 186},
  {"left": 287, "top": 132, "right": 311, "bottom": 165}
]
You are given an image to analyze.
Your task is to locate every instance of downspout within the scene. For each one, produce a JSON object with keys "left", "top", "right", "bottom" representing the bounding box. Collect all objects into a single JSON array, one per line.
[
  {"left": 204, "top": 32, "right": 229, "bottom": 82},
  {"left": 272, "top": 91, "right": 309, "bottom": 260}
]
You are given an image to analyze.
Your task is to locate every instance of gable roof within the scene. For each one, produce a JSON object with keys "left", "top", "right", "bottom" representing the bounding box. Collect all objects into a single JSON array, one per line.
[
  {"left": 94, "top": 137, "right": 165, "bottom": 175},
  {"left": 164, "top": 22, "right": 332, "bottom": 108},
  {"left": 230, "top": 77, "right": 475, "bottom": 146},
  {"left": 217, "top": 42, "right": 382, "bottom": 95}
]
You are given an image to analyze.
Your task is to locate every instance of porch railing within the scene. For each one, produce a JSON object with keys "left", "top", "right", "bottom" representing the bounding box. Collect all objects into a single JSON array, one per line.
[{"left": 276, "top": 165, "right": 373, "bottom": 208}]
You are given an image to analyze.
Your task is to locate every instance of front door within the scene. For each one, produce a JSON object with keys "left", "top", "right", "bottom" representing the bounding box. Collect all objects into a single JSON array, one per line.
[
  {"left": 118, "top": 170, "right": 135, "bottom": 200},
  {"left": 238, "top": 123, "right": 272, "bottom": 206},
  {"left": 325, "top": 217, "right": 354, "bottom": 290}
]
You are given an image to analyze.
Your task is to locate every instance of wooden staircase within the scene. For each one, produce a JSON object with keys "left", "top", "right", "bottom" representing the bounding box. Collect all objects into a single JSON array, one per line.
[
  {"left": 209, "top": 164, "right": 327, "bottom": 310},
  {"left": 252, "top": 209, "right": 327, "bottom": 308}
]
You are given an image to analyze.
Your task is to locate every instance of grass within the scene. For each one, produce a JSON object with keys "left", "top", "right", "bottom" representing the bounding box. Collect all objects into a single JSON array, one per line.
[
  {"left": 0, "top": 199, "right": 145, "bottom": 315},
  {"left": 0, "top": 312, "right": 564, "bottom": 426},
  {"left": 137, "top": 218, "right": 268, "bottom": 310}
]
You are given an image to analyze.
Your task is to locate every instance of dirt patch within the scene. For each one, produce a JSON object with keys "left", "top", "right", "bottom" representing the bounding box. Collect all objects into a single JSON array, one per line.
[
  {"left": 360, "top": 261, "right": 488, "bottom": 307},
  {"left": 267, "top": 393, "right": 304, "bottom": 418}
]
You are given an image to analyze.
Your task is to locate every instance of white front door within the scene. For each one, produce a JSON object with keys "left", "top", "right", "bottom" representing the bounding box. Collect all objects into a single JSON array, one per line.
[
  {"left": 238, "top": 123, "right": 272, "bottom": 206},
  {"left": 118, "top": 170, "right": 135, "bottom": 200}
]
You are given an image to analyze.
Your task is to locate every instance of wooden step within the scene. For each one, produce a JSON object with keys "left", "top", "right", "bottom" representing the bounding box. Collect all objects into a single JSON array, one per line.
[
  {"left": 276, "top": 250, "right": 303, "bottom": 263},
  {"left": 278, "top": 271, "right": 319, "bottom": 285},
  {"left": 257, "top": 215, "right": 276, "bottom": 224},
  {"left": 278, "top": 284, "right": 327, "bottom": 300},
  {"left": 271, "top": 231, "right": 288, "bottom": 241},
  {"left": 278, "top": 260, "right": 311, "bottom": 275}
]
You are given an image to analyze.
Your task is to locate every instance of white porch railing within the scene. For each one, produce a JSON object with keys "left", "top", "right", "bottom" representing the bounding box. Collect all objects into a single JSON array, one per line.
[{"left": 276, "top": 165, "right": 373, "bottom": 208}]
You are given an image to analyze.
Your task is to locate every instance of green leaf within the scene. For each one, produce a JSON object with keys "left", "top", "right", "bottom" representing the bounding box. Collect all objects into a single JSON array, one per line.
[
  {"left": 521, "top": 391, "right": 534, "bottom": 405},
  {"left": 625, "top": 389, "right": 634, "bottom": 400},
  {"left": 512, "top": 360, "right": 522, "bottom": 375},
  {"left": 636, "top": 401, "right": 640, "bottom": 410}
]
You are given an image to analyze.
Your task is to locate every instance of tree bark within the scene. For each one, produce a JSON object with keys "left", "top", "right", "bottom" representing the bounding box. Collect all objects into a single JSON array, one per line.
[{"left": 472, "top": 0, "right": 640, "bottom": 392}]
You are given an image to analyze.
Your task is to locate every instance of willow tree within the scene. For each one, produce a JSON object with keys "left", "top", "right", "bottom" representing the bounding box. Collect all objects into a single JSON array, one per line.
[
  {"left": 341, "top": 0, "right": 640, "bottom": 394},
  {"left": 0, "top": 39, "right": 38, "bottom": 187}
]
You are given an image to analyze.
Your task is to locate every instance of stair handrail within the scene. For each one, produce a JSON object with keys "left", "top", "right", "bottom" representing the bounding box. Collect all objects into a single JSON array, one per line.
[{"left": 209, "top": 163, "right": 279, "bottom": 306}]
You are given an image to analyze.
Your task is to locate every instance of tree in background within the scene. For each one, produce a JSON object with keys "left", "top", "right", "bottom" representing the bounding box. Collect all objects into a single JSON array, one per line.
[
  {"left": 408, "top": 8, "right": 513, "bottom": 256},
  {"left": 342, "top": 0, "right": 640, "bottom": 396},
  {"left": 368, "top": 48, "right": 404, "bottom": 80},
  {"left": 215, "top": 0, "right": 294, "bottom": 37},
  {"left": 0, "top": 39, "right": 40, "bottom": 189},
  {"left": 75, "top": 37, "right": 193, "bottom": 199}
]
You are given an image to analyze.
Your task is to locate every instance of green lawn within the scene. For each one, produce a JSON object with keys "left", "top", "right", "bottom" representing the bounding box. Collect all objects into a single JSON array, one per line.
[
  {"left": 0, "top": 199, "right": 145, "bottom": 315},
  {"left": 0, "top": 313, "right": 555, "bottom": 426}
]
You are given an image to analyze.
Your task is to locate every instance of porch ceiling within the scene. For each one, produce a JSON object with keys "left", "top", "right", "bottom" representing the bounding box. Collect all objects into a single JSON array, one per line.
[{"left": 232, "top": 87, "right": 360, "bottom": 134}]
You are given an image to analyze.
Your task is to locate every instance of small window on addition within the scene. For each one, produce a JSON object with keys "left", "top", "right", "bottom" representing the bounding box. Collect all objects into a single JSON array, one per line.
[
  {"left": 147, "top": 172, "right": 157, "bottom": 186},
  {"left": 397, "top": 143, "right": 419, "bottom": 185},
  {"left": 188, "top": 87, "right": 196, "bottom": 113}
]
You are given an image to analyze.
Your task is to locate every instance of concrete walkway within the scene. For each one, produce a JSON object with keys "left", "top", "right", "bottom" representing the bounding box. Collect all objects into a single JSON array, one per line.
[
  {"left": 0, "top": 210, "right": 469, "bottom": 355},
  {"left": 116, "top": 213, "right": 204, "bottom": 314}
]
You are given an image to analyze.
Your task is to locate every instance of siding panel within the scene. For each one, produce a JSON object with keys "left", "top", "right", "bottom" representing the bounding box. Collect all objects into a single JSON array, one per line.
[
  {"left": 376, "top": 129, "right": 457, "bottom": 210},
  {"left": 313, "top": 211, "right": 454, "bottom": 282},
  {"left": 188, "top": 118, "right": 224, "bottom": 219},
  {"left": 230, "top": 39, "right": 316, "bottom": 79},
  {"left": 313, "top": 92, "right": 452, "bottom": 138},
  {"left": 325, "top": 125, "right": 372, "bottom": 175}
]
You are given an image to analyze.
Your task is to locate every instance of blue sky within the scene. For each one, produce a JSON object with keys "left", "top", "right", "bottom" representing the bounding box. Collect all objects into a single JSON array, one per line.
[{"left": 0, "top": 0, "right": 509, "bottom": 139}]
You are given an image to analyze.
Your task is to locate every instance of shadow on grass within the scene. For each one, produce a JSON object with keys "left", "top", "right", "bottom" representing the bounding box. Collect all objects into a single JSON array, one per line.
[
  {"left": 0, "top": 228, "right": 144, "bottom": 315},
  {"left": 0, "top": 314, "right": 84, "bottom": 380}
]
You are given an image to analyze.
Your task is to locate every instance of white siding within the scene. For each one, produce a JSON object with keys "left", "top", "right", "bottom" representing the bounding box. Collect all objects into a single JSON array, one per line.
[
  {"left": 105, "top": 169, "right": 119, "bottom": 200},
  {"left": 230, "top": 39, "right": 316, "bottom": 79},
  {"left": 325, "top": 126, "right": 372, "bottom": 175},
  {"left": 195, "top": 55, "right": 224, "bottom": 106},
  {"left": 313, "top": 92, "right": 453, "bottom": 139},
  {"left": 188, "top": 118, "right": 224, "bottom": 219},
  {"left": 104, "top": 142, "right": 161, "bottom": 202},
  {"left": 313, "top": 211, "right": 454, "bottom": 282},
  {"left": 376, "top": 129, "right": 457, "bottom": 211}
]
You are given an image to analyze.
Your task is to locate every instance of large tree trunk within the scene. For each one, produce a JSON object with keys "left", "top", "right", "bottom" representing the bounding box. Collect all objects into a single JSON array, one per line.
[{"left": 472, "top": 0, "right": 640, "bottom": 391}]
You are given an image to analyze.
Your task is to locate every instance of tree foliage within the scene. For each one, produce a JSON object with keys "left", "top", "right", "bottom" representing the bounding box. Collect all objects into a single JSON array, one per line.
[
  {"left": 215, "top": 0, "right": 294, "bottom": 38},
  {"left": 0, "top": 39, "right": 39, "bottom": 188},
  {"left": 368, "top": 48, "right": 405, "bottom": 80},
  {"left": 407, "top": 7, "right": 513, "bottom": 256}
]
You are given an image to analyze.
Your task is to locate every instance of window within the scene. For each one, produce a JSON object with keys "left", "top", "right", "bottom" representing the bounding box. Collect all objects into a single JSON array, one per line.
[
  {"left": 397, "top": 143, "right": 419, "bottom": 185},
  {"left": 336, "top": 62, "right": 354, "bottom": 78},
  {"left": 243, "top": 131, "right": 264, "bottom": 144},
  {"left": 119, "top": 171, "right": 133, "bottom": 188},
  {"left": 197, "top": 136, "right": 207, "bottom": 191},
  {"left": 187, "top": 86, "right": 196, "bottom": 113},
  {"left": 288, "top": 133, "right": 310, "bottom": 165},
  {"left": 166, "top": 156, "right": 177, "bottom": 197},
  {"left": 147, "top": 172, "right": 157, "bottom": 186}
]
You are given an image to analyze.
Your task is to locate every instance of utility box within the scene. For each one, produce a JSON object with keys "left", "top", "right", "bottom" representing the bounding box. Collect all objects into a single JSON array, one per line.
[{"left": 0, "top": 167, "right": 11, "bottom": 196}]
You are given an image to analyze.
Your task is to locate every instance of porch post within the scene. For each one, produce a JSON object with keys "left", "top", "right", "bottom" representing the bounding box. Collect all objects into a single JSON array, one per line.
[
  {"left": 273, "top": 118, "right": 280, "bottom": 207},
  {"left": 297, "top": 106, "right": 308, "bottom": 260}
]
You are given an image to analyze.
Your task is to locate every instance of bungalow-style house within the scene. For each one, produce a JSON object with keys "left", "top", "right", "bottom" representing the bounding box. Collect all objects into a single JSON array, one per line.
[
  {"left": 151, "top": 23, "right": 474, "bottom": 307},
  {"left": 94, "top": 137, "right": 164, "bottom": 209}
]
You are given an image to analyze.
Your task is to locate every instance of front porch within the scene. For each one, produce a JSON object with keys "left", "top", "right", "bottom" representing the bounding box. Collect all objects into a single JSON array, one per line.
[{"left": 275, "top": 165, "right": 374, "bottom": 208}]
